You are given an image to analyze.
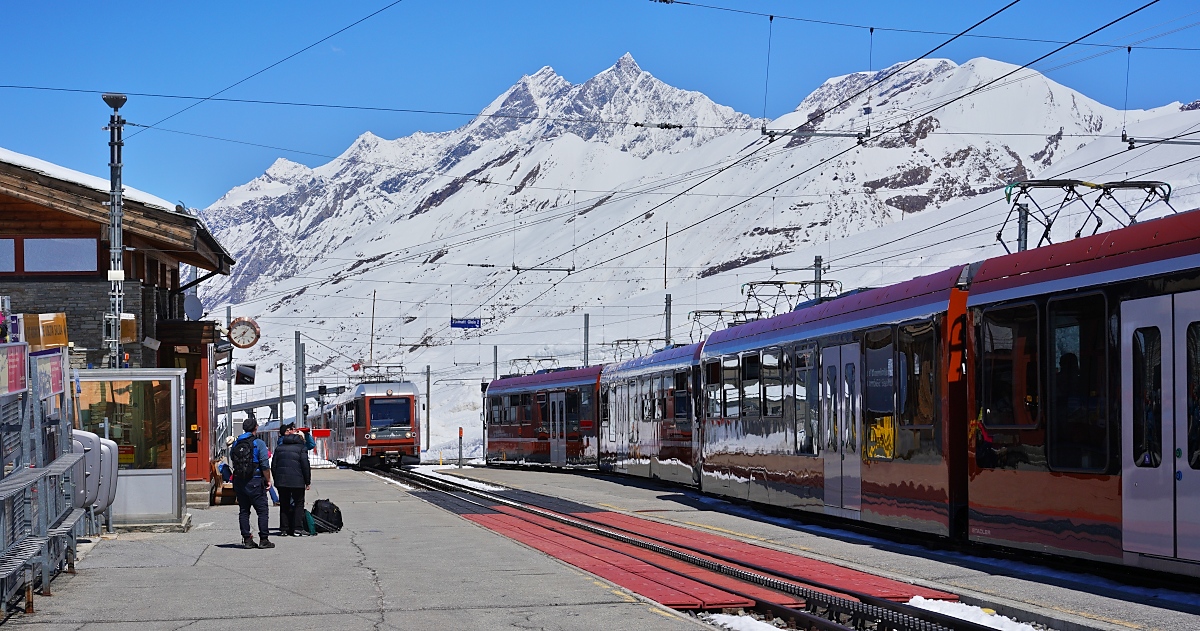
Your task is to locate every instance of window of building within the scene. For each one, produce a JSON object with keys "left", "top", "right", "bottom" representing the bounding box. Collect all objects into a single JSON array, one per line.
[
  {"left": 1188, "top": 323, "right": 1200, "bottom": 471},
  {"left": 23, "top": 238, "right": 98, "bottom": 273},
  {"left": 795, "top": 349, "right": 819, "bottom": 455},
  {"left": 722, "top": 356, "right": 740, "bottom": 418},
  {"left": 77, "top": 379, "right": 174, "bottom": 470},
  {"left": 864, "top": 328, "right": 895, "bottom": 460},
  {"left": 762, "top": 350, "right": 783, "bottom": 418},
  {"left": 0, "top": 239, "right": 14, "bottom": 272},
  {"left": 1133, "top": 327, "right": 1162, "bottom": 468},
  {"left": 981, "top": 304, "right": 1040, "bottom": 427},
  {"left": 897, "top": 320, "right": 938, "bottom": 427},
  {"left": 1047, "top": 294, "right": 1108, "bottom": 471},
  {"left": 741, "top": 353, "right": 761, "bottom": 417}
]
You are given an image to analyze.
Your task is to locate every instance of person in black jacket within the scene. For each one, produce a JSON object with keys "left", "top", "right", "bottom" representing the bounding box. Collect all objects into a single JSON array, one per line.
[{"left": 271, "top": 424, "right": 311, "bottom": 536}]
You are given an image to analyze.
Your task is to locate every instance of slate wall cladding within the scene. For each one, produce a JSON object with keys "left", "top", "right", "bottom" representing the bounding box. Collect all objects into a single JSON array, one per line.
[{"left": 0, "top": 278, "right": 149, "bottom": 368}]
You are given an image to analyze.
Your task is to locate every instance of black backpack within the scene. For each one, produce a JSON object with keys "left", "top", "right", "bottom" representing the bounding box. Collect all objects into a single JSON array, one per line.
[
  {"left": 230, "top": 437, "right": 258, "bottom": 480},
  {"left": 310, "top": 499, "right": 343, "bottom": 533}
]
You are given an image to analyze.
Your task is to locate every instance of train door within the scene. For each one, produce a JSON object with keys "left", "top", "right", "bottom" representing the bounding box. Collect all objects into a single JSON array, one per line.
[
  {"left": 1121, "top": 290, "right": 1200, "bottom": 561},
  {"left": 821, "top": 342, "right": 862, "bottom": 514},
  {"left": 549, "top": 391, "right": 567, "bottom": 464}
]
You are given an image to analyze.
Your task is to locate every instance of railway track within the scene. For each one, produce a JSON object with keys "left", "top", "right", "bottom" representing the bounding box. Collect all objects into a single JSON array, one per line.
[{"left": 374, "top": 465, "right": 1000, "bottom": 631}]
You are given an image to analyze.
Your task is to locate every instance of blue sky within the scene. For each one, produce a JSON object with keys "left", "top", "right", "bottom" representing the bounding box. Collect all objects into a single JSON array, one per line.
[{"left": 1, "top": 0, "right": 1197, "bottom": 208}]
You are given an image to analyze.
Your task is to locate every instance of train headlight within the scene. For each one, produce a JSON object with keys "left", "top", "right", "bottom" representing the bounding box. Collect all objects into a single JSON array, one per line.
[
  {"left": 405, "top": 431, "right": 412, "bottom": 438},
  {"left": 368, "top": 433, "right": 376, "bottom": 440}
]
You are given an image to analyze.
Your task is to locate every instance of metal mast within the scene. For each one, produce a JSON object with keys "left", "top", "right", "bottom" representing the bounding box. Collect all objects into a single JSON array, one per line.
[{"left": 102, "top": 93, "right": 127, "bottom": 368}]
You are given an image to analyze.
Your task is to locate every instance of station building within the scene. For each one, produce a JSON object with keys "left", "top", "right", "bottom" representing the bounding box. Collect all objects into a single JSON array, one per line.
[{"left": 0, "top": 147, "right": 235, "bottom": 483}]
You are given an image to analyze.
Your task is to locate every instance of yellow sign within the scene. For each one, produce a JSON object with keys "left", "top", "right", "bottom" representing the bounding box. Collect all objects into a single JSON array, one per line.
[
  {"left": 17, "top": 313, "right": 69, "bottom": 352},
  {"left": 120, "top": 313, "right": 137, "bottom": 344}
]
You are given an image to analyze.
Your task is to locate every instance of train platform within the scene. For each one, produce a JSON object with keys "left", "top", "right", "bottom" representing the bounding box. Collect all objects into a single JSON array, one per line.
[
  {"left": 5, "top": 468, "right": 707, "bottom": 631},
  {"left": 444, "top": 466, "right": 1200, "bottom": 631}
]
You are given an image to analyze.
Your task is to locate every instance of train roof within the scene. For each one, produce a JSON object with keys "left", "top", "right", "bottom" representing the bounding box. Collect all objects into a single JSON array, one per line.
[
  {"left": 487, "top": 365, "right": 604, "bottom": 396},
  {"left": 329, "top": 381, "right": 420, "bottom": 406},
  {"left": 703, "top": 265, "right": 966, "bottom": 358},
  {"left": 967, "top": 208, "right": 1200, "bottom": 306},
  {"left": 601, "top": 343, "right": 702, "bottom": 382}
]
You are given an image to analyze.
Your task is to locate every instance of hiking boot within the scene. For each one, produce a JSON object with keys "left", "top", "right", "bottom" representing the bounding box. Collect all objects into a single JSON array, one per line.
[
  {"left": 243, "top": 536, "right": 258, "bottom": 549},
  {"left": 258, "top": 536, "right": 275, "bottom": 549}
]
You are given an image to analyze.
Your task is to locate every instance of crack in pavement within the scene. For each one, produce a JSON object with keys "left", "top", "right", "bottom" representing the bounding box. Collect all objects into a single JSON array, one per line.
[{"left": 350, "top": 529, "right": 387, "bottom": 631}]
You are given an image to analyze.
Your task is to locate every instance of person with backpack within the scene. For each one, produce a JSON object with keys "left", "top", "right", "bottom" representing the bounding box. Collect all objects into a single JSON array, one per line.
[
  {"left": 231, "top": 419, "right": 275, "bottom": 549},
  {"left": 271, "top": 424, "right": 311, "bottom": 537}
]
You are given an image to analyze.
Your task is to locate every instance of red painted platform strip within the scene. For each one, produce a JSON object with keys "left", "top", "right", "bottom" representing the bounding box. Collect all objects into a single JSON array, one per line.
[
  {"left": 490, "top": 506, "right": 805, "bottom": 608},
  {"left": 464, "top": 513, "right": 754, "bottom": 609},
  {"left": 575, "top": 511, "right": 957, "bottom": 602}
]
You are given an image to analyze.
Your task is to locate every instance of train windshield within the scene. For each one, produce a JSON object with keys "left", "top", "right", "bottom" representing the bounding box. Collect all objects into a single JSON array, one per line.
[{"left": 368, "top": 398, "right": 412, "bottom": 431}]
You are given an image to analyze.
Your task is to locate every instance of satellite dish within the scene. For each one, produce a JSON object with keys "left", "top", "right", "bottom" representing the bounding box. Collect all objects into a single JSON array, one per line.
[{"left": 183, "top": 295, "right": 203, "bottom": 320}]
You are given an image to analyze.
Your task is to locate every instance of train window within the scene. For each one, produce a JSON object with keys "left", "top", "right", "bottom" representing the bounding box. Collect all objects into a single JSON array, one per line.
[
  {"left": 1132, "top": 327, "right": 1162, "bottom": 469},
  {"left": 521, "top": 394, "right": 533, "bottom": 422},
  {"left": 762, "top": 351, "right": 783, "bottom": 418},
  {"left": 741, "top": 353, "right": 761, "bottom": 418},
  {"left": 509, "top": 395, "right": 521, "bottom": 425},
  {"left": 489, "top": 396, "right": 502, "bottom": 426},
  {"left": 795, "top": 350, "right": 819, "bottom": 455},
  {"left": 674, "top": 371, "right": 690, "bottom": 419},
  {"left": 704, "top": 361, "right": 722, "bottom": 419},
  {"left": 654, "top": 375, "right": 664, "bottom": 421},
  {"left": 898, "top": 320, "right": 938, "bottom": 427},
  {"left": 722, "top": 356, "right": 740, "bottom": 418},
  {"left": 1189, "top": 323, "right": 1200, "bottom": 471},
  {"left": 1047, "top": 295, "right": 1108, "bottom": 471},
  {"left": 864, "top": 328, "right": 895, "bottom": 460},
  {"left": 369, "top": 398, "right": 412, "bottom": 430},
  {"left": 981, "top": 304, "right": 1040, "bottom": 427},
  {"left": 566, "top": 390, "right": 582, "bottom": 433}
]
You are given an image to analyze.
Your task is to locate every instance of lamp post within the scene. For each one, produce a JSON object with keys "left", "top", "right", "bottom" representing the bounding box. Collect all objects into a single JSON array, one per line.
[{"left": 102, "top": 93, "right": 127, "bottom": 368}]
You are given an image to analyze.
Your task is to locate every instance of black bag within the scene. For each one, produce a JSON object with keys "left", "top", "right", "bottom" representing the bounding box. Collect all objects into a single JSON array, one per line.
[
  {"left": 230, "top": 437, "right": 258, "bottom": 481},
  {"left": 310, "top": 499, "right": 343, "bottom": 533}
]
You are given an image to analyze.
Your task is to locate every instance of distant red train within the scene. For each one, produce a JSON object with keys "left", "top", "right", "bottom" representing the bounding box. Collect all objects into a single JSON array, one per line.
[{"left": 485, "top": 209, "right": 1200, "bottom": 577}]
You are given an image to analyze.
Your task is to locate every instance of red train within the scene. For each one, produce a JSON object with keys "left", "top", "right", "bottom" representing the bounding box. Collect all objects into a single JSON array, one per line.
[{"left": 484, "top": 208, "right": 1200, "bottom": 577}]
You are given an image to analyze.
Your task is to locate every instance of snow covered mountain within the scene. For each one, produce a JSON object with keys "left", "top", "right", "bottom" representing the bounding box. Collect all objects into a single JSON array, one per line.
[{"left": 198, "top": 54, "right": 1200, "bottom": 453}]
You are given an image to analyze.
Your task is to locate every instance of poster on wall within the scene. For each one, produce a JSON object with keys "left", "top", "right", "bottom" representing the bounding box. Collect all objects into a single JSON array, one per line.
[
  {"left": 0, "top": 342, "right": 29, "bottom": 397},
  {"left": 32, "top": 349, "right": 65, "bottom": 400}
]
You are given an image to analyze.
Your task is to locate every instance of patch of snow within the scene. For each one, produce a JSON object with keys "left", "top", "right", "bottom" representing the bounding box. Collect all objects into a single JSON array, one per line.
[
  {"left": 907, "top": 596, "right": 1038, "bottom": 631},
  {"left": 703, "top": 612, "right": 786, "bottom": 631},
  {"left": 413, "top": 465, "right": 506, "bottom": 491}
]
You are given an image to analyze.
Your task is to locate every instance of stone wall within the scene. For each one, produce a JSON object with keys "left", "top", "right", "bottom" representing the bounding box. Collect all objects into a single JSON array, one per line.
[{"left": 0, "top": 279, "right": 149, "bottom": 368}]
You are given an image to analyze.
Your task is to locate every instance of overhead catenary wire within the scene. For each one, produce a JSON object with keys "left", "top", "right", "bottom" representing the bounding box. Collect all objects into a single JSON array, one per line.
[{"left": 127, "top": 0, "right": 407, "bottom": 140}]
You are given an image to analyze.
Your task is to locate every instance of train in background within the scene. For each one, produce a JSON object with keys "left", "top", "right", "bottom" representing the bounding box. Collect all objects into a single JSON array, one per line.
[
  {"left": 306, "top": 380, "right": 422, "bottom": 467},
  {"left": 484, "top": 208, "right": 1200, "bottom": 578}
]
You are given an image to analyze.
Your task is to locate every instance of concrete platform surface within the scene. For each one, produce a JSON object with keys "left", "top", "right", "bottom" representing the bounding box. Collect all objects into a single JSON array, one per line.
[
  {"left": 445, "top": 466, "right": 1200, "bottom": 631},
  {"left": 7, "top": 469, "right": 708, "bottom": 631}
]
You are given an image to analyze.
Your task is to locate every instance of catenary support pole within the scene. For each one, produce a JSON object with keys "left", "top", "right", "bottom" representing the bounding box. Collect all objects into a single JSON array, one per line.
[
  {"left": 458, "top": 426, "right": 463, "bottom": 468},
  {"left": 814, "top": 256, "right": 824, "bottom": 300},
  {"left": 294, "top": 332, "right": 304, "bottom": 424},
  {"left": 425, "top": 365, "right": 431, "bottom": 451},
  {"left": 583, "top": 314, "right": 590, "bottom": 367},
  {"left": 226, "top": 306, "right": 233, "bottom": 438},
  {"left": 493, "top": 346, "right": 498, "bottom": 380},
  {"left": 1017, "top": 203, "right": 1029, "bottom": 252},
  {"left": 278, "top": 363, "right": 284, "bottom": 423},
  {"left": 664, "top": 294, "right": 672, "bottom": 347}
]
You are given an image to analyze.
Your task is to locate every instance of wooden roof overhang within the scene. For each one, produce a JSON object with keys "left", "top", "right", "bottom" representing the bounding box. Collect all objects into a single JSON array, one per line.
[{"left": 0, "top": 160, "right": 234, "bottom": 274}]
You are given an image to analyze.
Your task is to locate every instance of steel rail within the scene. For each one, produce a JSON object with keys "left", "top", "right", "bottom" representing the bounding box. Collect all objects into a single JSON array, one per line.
[{"left": 382, "top": 466, "right": 994, "bottom": 631}]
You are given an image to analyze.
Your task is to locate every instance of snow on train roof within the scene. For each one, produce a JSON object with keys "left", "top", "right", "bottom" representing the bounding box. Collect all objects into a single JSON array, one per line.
[
  {"left": 601, "top": 342, "right": 702, "bottom": 381},
  {"left": 487, "top": 365, "right": 603, "bottom": 395},
  {"left": 703, "top": 265, "right": 966, "bottom": 358},
  {"left": 967, "top": 207, "right": 1200, "bottom": 306}
]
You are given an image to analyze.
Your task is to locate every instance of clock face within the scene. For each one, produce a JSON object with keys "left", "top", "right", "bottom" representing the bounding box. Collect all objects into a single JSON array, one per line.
[{"left": 229, "top": 318, "right": 260, "bottom": 349}]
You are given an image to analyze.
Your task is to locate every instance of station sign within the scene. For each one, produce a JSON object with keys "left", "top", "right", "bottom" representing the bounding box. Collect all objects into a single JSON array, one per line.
[
  {"left": 0, "top": 342, "right": 29, "bottom": 397},
  {"left": 450, "top": 318, "right": 481, "bottom": 329},
  {"left": 11, "top": 313, "right": 68, "bottom": 352}
]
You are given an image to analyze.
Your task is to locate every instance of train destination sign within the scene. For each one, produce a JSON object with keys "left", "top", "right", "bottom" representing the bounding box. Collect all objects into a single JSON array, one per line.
[{"left": 450, "top": 318, "right": 481, "bottom": 329}]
